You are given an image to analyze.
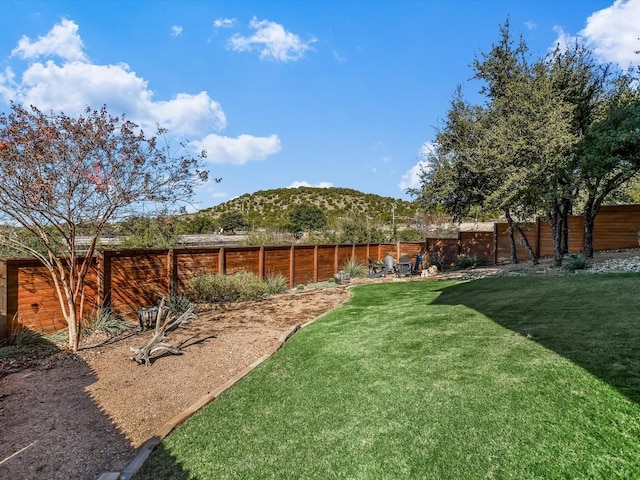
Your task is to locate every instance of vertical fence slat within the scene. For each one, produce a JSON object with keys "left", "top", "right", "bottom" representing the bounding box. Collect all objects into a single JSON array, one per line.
[{"left": 0, "top": 260, "right": 7, "bottom": 339}]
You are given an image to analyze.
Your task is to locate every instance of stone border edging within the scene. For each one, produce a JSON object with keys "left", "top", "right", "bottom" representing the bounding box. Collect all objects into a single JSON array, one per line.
[{"left": 101, "top": 290, "right": 350, "bottom": 480}]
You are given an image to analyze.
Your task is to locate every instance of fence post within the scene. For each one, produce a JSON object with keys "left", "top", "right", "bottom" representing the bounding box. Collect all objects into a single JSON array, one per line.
[
  {"left": 457, "top": 232, "right": 462, "bottom": 257},
  {"left": 259, "top": 246, "right": 265, "bottom": 279},
  {"left": 290, "top": 245, "right": 295, "bottom": 288},
  {"left": 334, "top": 245, "right": 339, "bottom": 273},
  {"left": 219, "top": 247, "right": 225, "bottom": 275},
  {"left": 313, "top": 245, "right": 318, "bottom": 283}
]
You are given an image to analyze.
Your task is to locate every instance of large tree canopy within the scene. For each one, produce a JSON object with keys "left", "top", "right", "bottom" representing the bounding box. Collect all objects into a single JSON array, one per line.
[
  {"left": 411, "top": 21, "right": 640, "bottom": 266},
  {"left": 0, "top": 103, "right": 208, "bottom": 350}
]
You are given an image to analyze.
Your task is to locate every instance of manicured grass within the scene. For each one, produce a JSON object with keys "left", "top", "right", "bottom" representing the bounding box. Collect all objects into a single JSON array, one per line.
[{"left": 135, "top": 274, "right": 640, "bottom": 479}]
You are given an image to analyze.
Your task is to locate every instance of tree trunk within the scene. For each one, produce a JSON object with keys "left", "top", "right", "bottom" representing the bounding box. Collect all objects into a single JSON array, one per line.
[
  {"left": 504, "top": 210, "right": 518, "bottom": 264},
  {"left": 560, "top": 200, "right": 571, "bottom": 256},
  {"left": 546, "top": 211, "right": 564, "bottom": 267},
  {"left": 582, "top": 196, "right": 600, "bottom": 259},
  {"left": 514, "top": 223, "right": 538, "bottom": 265}
]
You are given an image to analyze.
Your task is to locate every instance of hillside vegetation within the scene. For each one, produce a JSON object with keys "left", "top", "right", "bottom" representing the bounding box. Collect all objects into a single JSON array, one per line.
[{"left": 201, "top": 187, "right": 417, "bottom": 229}]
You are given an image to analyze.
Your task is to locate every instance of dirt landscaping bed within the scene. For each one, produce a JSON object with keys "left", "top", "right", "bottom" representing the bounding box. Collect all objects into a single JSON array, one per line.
[{"left": 0, "top": 285, "right": 352, "bottom": 480}]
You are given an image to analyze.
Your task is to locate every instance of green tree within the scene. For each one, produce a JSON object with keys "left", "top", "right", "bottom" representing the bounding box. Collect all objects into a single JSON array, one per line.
[
  {"left": 288, "top": 204, "right": 327, "bottom": 232},
  {"left": 412, "top": 21, "right": 543, "bottom": 264},
  {"left": 339, "top": 216, "right": 386, "bottom": 244},
  {"left": 0, "top": 104, "right": 207, "bottom": 351},
  {"left": 577, "top": 74, "right": 640, "bottom": 257},
  {"left": 175, "top": 212, "right": 219, "bottom": 234},
  {"left": 119, "top": 214, "right": 179, "bottom": 248},
  {"left": 219, "top": 211, "right": 247, "bottom": 233}
]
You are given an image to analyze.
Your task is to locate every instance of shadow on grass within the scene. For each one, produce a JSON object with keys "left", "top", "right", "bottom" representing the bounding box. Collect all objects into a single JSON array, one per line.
[
  {"left": 432, "top": 274, "right": 640, "bottom": 404},
  {"left": 130, "top": 442, "right": 191, "bottom": 480}
]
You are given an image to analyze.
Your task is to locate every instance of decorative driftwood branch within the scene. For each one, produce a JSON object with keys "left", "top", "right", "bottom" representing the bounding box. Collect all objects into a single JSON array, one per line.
[{"left": 130, "top": 298, "right": 197, "bottom": 366}]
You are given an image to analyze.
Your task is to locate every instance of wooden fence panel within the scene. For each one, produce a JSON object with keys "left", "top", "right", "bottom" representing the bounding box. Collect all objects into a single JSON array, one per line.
[
  {"left": 336, "top": 245, "right": 354, "bottom": 270},
  {"left": 263, "top": 246, "right": 292, "bottom": 285},
  {"left": 109, "top": 251, "right": 169, "bottom": 319},
  {"left": 317, "top": 245, "right": 336, "bottom": 282},
  {"left": 460, "top": 232, "right": 493, "bottom": 261},
  {"left": 174, "top": 248, "right": 220, "bottom": 294},
  {"left": 567, "top": 217, "right": 585, "bottom": 253},
  {"left": 538, "top": 221, "right": 554, "bottom": 258},
  {"left": 16, "top": 262, "right": 65, "bottom": 333},
  {"left": 0, "top": 260, "right": 8, "bottom": 339},
  {"left": 378, "top": 244, "right": 397, "bottom": 260},
  {"left": 426, "top": 238, "right": 459, "bottom": 267},
  {"left": 2, "top": 258, "right": 99, "bottom": 335},
  {"left": 495, "top": 223, "right": 537, "bottom": 264},
  {"left": 224, "top": 247, "right": 261, "bottom": 276},
  {"left": 293, "top": 246, "right": 316, "bottom": 286},
  {"left": 593, "top": 205, "right": 640, "bottom": 251},
  {"left": 353, "top": 245, "right": 369, "bottom": 265},
  {"left": 399, "top": 242, "right": 423, "bottom": 260}
]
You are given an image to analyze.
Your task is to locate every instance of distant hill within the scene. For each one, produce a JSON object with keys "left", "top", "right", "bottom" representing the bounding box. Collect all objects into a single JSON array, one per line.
[{"left": 200, "top": 187, "right": 417, "bottom": 229}]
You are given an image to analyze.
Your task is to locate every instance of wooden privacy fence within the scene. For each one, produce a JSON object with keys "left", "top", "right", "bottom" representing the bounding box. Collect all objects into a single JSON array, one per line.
[
  {"left": 0, "top": 242, "right": 424, "bottom": 339},
  {"left": 1, "top": 204, "right": 640, "bottom": 339}
]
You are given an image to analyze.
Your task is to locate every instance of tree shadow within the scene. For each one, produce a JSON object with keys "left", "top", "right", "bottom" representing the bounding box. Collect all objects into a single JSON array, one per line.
[
  {"left": 431, "top": 275, "right": 640, "bottom": 404},
  {"left": 0, "top": 339, "right": 135, "bottom": 480},
  {"left": 127, "top": 441, "right": 191, "bottom": 480}
]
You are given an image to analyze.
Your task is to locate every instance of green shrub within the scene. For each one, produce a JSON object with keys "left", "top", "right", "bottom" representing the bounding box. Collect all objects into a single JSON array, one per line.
[
  {"left": 454, "top": 254, "right": 483, "bottom": 270},
  {"left": 244, "top": 230, "right": 285, "bottom": 246},
  {"left": 191, "top": 273, "right": 239, "bottom": 303},
  {"left": 265, "top": 273, "right": 289, "bottom": 295},
  {"left": 397, "top": 228, "right": 424, "bottom": 242},
  {"left": 191, "top": 271, "right": 270, "bottom": 303},
  {"left": 563, "top": 254, "right": 588, "bottom": 272},
  {"left": 342, "top": 257, "right": 368, "bottom": 278},
  {"left": 167, "top": 294, "right": 192, "bottom": 315},
  {"left": 84, "top": 307, "right": 132, "bottom": 334},
  {"left": 233, "top": 271, "right": 269, "bottom": 301}
]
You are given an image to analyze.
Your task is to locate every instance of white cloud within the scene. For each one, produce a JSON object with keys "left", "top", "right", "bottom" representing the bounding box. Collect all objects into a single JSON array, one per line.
[
  {"left": 11, "top": 18, "right": 87, "bottom": 62},
  {"left": 288, "top": 181, "right": 334, "bottom": 189},
  {"left": 525, "top": 21, "right": 537, "bottom": 31},
  {"left": 1, "top": 19, "right": 284, "bottom": 167},
  {"left": 552, "top": 0, "right": 640, "bottom": 66},
  {"left": 171, "top": 25, "right": 183, "bottom": 37},
  {"left": 7, "top": 59, "right": 226, "bottom": 136},
  {"left": 227, "top": 17, "right": 316, "bottom": 62},
  {"left": 214, "top": 18, "right": 236, "bottom": 29},
  {"left": 419, "top": 142, "right": 436, "bottom": 158},
  {"left": 399, "top": 161, "right": 428, "bottom": 191},
  {"left": 195, "top": 134, "right": 282, "bottom": 165},
  {"left": 551, "top": 26, "right": 578, "bottom": 53},
  {"left": 1, "top": 19, "right": 228, "bottom": 139},
  {"left": 580, "top": 0, "right": 640, "bottom": 66},
  {"left": 399, "top": 143, "right": 435, "bottom": 191}
]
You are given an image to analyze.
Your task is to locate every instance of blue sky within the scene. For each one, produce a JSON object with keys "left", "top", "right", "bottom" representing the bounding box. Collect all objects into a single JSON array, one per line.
[{"left": 1, "top": 1, "right": 639, "bottom": 212}]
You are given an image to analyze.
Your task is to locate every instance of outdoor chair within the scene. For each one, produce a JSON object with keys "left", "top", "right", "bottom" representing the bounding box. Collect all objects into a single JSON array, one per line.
[
  {"left": 395, "top": 255, "right": 412, "bottom": 277},
  {"left": 367, "top": 257, "right": 387, "bottom": 278},
  {"left": 368, "top": 257, "right": 380, "bottom": 275}
]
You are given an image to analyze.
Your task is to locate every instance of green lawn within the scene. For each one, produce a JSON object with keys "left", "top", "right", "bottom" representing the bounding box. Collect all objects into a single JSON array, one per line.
[{"left": 135, "top": 274, "right": 640, "bottom": 479}]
